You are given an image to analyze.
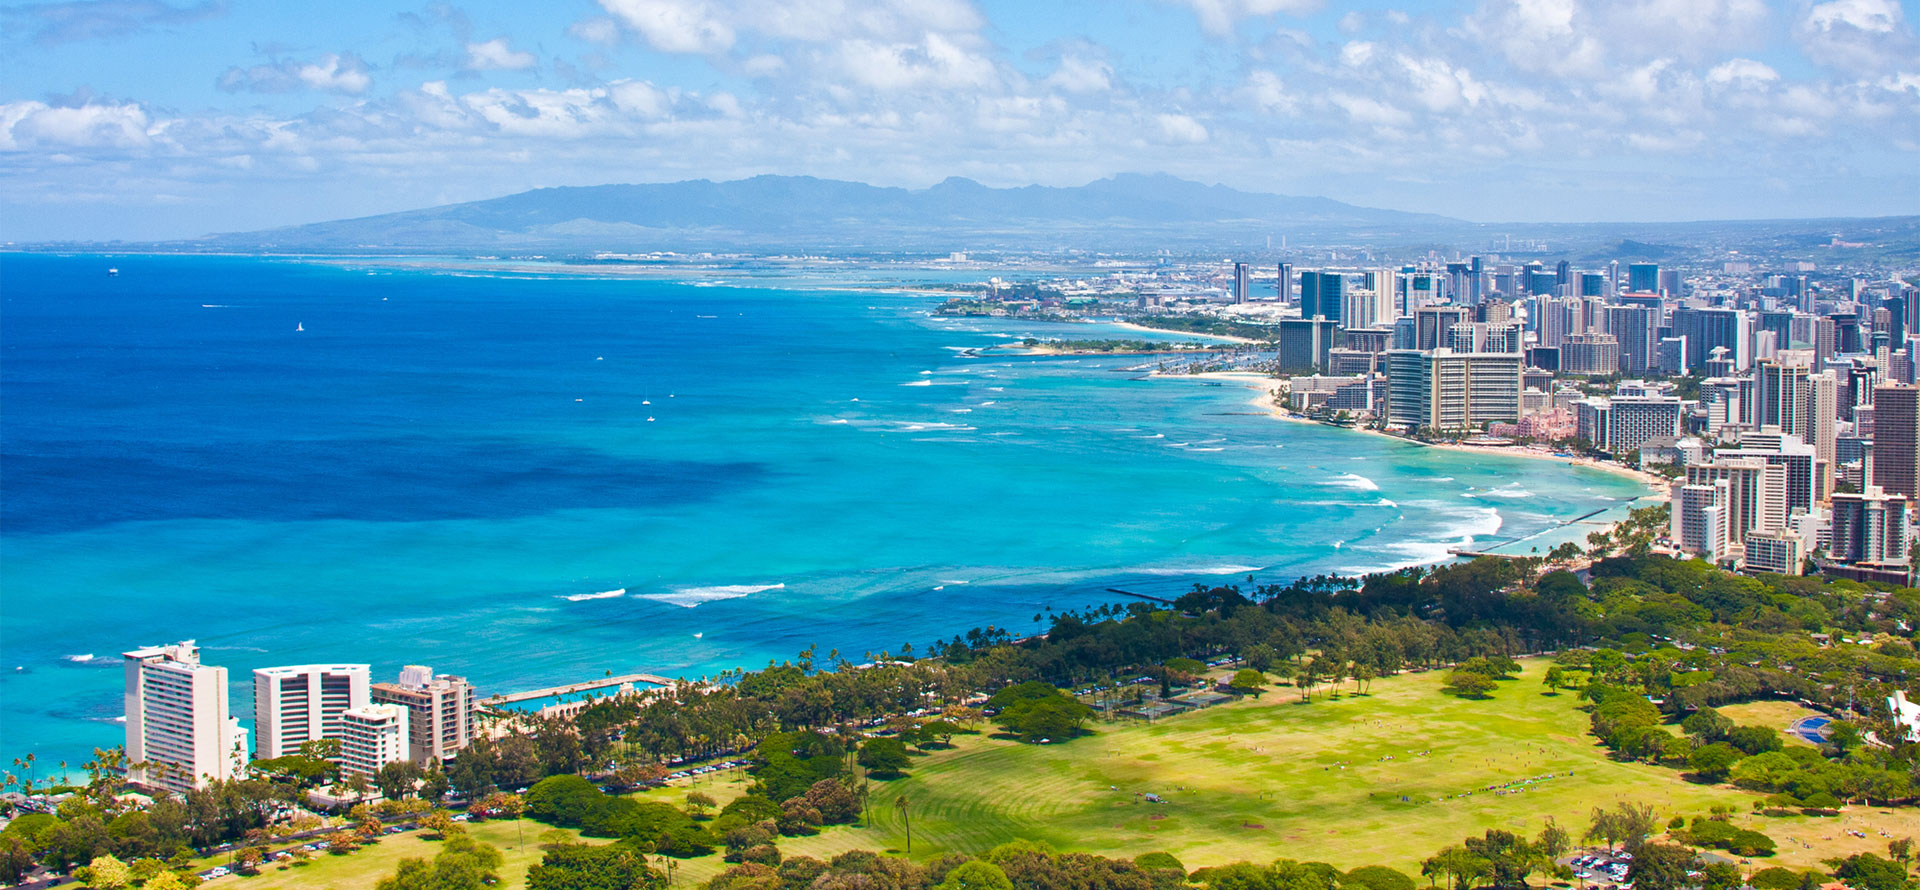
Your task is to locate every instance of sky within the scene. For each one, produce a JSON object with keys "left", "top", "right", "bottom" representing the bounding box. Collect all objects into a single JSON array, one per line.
[{"left": 1, "top": 0, "right": 1918, "bottom": 241}]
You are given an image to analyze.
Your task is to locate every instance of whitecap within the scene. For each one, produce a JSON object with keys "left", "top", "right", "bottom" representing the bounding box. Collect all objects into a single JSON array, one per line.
[
  {"left": 640, "top": 583, "right": 785, "bottom": 608},
  {"left": 1323, "top": 473, "right": 1380, "bottom": 492},
  {"left": 1130, "top": 564, "right": 1263, "bottom": 576},
  {"left": 901, "top": 379, "right": 933, "bottom": 387},
  {"left": 1139, "top": 433, "right": 1164, "bottom": 439},
  {"left": 1188, "top": 447, "right": 1225, "bottom": 452},
  {"left": 562, "top": 589, "right": 626, "bottom": 602}
]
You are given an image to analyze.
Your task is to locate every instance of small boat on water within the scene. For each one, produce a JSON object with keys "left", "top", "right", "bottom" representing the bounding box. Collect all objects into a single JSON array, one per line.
[
  {"left": 106, "top": 267, "right": 118, "bottom": 277},
  {"left": 295, "top": 322, "right": 305, "bottom": 332}
]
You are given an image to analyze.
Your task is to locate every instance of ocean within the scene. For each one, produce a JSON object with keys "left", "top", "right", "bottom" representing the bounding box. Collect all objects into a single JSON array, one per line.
[{"left": 0, "top": 253, "right": 1648, "bottom": 770}]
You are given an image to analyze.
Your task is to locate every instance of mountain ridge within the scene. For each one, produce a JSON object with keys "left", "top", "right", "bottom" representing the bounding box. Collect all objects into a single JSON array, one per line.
[{"left": 195, "top": 173, "right": 1457, "bottom": 251}]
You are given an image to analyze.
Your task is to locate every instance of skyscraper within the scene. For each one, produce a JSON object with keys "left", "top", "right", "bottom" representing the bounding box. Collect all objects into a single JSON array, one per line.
[
  {"left": 1828, "top": 486, "right": 1912, "bottom": 566},
  {"left": 125, "top": 641, "right": 248, "bottom": 794},
  {"left": 1299, "top": 271, "right": 1344, "bottom": 323},
  {"left": 1233, "top": 262, "right": 1249, "bottom": 304},
  {"left": 1871, "top": 384, "right": 1918, "bottom": 499},
  {"left": 1277, "top": 262, "right": 1293, "bottom": 303},
  {"left": 1627, "top": 263, "right": 1660, "bottom": 294},
  {"left": 253, "top": 663, "right": 372, "bottom": 760}
]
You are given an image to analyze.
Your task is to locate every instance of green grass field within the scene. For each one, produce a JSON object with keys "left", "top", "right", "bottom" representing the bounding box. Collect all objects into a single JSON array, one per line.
[
  {"left": 230, "top": 660, "right": 1913, "bottom": 888},
  {"left": 216, "top": 819, "right": 587, "bottom": 890}
]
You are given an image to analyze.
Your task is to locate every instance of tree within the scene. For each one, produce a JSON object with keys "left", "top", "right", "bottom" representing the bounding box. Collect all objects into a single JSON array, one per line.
[
  {"left": 1686, "top": 743, "right": 1744, "bottom": 782},
  {"left": 1831, "top": 854, "right": 1914, "bottom": 890},
  {"left": 1585, "top": 803, "right": 1658, "bottom": 853},
  {"left": 80, "top": 854, "right": 132, "bottom": 889},
  {"left": 1542, "top": 666, "right": 1567, "bottom": 694},
  {"left": 1346, "top": 865, "right": 1416, "bottom": 890},
  {"left": 375, "top": 760, "right": 424, "bottom": 802},
  {"left": 1421, "top": 846, "right": 1490, "bottom": 890},
  {"left": 144, "top": 873, "right": 189, "bottom": 890},
  {"left": 685, "top": 791, "right": 716, "bottom": 818},
  {"left": 1442, "top": 672, "right": 1497, "bottom": 699},
  {"left": 526, "top": 843, "right": 664, "bottom": 890},
  {"left": 858, "top": 738, "right": 912, "bottom": 777},
  {"left": 939, "top": 860, "right": 1015, "bottom": 890},
  {"left": 1229, "top": 669, "right": 1268, "bottom": 697},
  {"left": 1537, "top": 818, "right": 1571, "bottom": 861},
  {"left": 374, "top": 834, "right": 504, "bottom": 890},
  {"left": 1626, "top": 844, "right": 1698, "bottom": 890},
  {"left": 1464, "top": 829, "right": 1538, "bottom": 889},
  {"left": 920, "top": 720, "right": 959, "bottom": 748}
]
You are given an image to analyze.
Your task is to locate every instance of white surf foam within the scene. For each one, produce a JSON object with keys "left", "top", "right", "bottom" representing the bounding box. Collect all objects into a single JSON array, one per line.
[
  {"left": 640, "top": 583, "right": 785, "bottom": 608},
  {"left": 1131, "top": 563, "right": 1263, "bottom": 576},
  {"left": 563, "top": 588, "right": 626, "bottom": 602},
  {"left": 1323, "top": 472, "right": 1380, "bottom": 492}
]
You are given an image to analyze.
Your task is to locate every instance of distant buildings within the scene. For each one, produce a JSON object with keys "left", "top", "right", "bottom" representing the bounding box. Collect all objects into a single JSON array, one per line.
[
  {"left": 1384, "top": 348, "right": 1523, "bottom": 432},
  {"left": 1299, "top": 271, "right": 1344, "bottom": 324},
  {"left": 1872, "top": 384, "right": 1917, "bottom": 498},
  {"left": 1829, "top": 486, "right": 1912, "bottom": 567},
  {"left": 124, "top": 641, "right": 248, "bottom": 794}
]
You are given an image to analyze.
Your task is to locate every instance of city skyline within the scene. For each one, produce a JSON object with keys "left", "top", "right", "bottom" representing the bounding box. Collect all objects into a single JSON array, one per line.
[{"left": 2, "top": 0, "right": 1918, "bottom": 242}]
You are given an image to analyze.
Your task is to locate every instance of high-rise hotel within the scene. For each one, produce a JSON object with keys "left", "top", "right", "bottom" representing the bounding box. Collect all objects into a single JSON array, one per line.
[{"left": 123, "top": 641, "right": 248, "bottom": 794}]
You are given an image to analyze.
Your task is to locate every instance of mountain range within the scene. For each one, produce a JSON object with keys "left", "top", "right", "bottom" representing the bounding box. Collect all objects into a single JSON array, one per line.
[{"left": 196, "top": 173, "right": 1458, "bottom": 252}]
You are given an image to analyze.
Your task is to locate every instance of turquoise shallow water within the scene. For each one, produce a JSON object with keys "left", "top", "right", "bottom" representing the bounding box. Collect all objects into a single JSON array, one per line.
[{"left": 0, "top": 254, "right": 1648, "bottom": 769}]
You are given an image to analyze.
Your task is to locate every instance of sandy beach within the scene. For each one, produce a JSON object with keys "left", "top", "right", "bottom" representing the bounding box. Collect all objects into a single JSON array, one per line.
[
  {"left": 1110, "top": 320, "right": 1261, "bottom": 344},
  {"left": 1162, "top": 370, "right": 1671, "bottom": 504}
]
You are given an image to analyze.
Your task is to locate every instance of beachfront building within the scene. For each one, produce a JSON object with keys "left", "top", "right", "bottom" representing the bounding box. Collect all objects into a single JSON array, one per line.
[
  {"left": 1675, "top": 458, "right": 1787, "bottom": 561},
  {"left": 370, "top": 665, "right": 477, "bottom": 764},
  {"left": 1383, "top": 348, "right": 1524, "bottom": 433},
  {"left": 252, "top": 663, "right": 371, "bottom": 760},
  {"left": 339, "top": 704, "right": 411, "bottom": 780},
  {"left": 124, "top": 641, "right": 248, "bottom": 794},
  {"left": 1276, "top": 318, "right": 1340, "bottom": 376}
]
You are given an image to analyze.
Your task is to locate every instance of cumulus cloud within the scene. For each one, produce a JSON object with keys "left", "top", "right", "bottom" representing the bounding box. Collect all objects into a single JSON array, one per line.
[
  {"left": 1467, "top": 0, "right": 1768, "bottom": 77},
  {"left": 568, "top": 16, "right": 622, "bottom": 46},
  {"left": 0, "top": 100, "right": 153, "bottom": 151},
  {"left": 217, "top": 53, "right": 372, "bottom": 95},
  {"left": 596, "top": 0, "right": 983, "bottom": 53},
  {"left": 1795, "top": 0, "right": 1920, "bottom": 75},
  {"left": 466, "top": 38, "right": 536, "bottom": 70},
  {"left": 1045, "top": 55, "right": 1112, "bottom": 93},
  {"left": 1173, "top": 0, "right": 1320, "bottom": 36},
  {"left": 2, "top": 0, "right": 224, "bottom": 45}
]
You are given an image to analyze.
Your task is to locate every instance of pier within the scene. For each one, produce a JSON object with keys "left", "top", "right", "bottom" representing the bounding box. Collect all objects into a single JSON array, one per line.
[{"left": 483, "top": 672, "right": 675, "bottom": 706}]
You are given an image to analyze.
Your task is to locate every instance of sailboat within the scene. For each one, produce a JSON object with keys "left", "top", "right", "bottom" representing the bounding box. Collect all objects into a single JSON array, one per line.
[{"left": 295, "top": 322, "right": 305, "bottom": 332}]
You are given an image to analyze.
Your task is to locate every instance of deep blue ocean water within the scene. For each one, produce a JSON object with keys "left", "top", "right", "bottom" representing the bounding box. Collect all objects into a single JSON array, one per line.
[{"left": 0, "top": 253, "right": 1648, "bottom": 769}]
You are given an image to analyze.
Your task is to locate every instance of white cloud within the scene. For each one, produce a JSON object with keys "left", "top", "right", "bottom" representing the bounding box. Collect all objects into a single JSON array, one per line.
[
  {"left": 1174, "top": 0, "right": 1321, "bottom": 36},
  {"left": 217, "top": 53, "right": 372, "bottom": 96},
  {"left": 568, "top": 17, "right": 622, "bottom": 46},
  {"left": 1046, "top": 56, "right": 1112, "bottom": 93},
  {"left": 1796, "top": 0, "right": 1920, "bottom": 75},
  {"left": 596, "top": 0, "right": 982, "bottom": 53},
  {"left": 599, "top": 0, "right": 734, "bottom": 53},
  {"left": 1154, "top": 112, "right": 1209, "bottom": 143},
  {"left": 466, "top": 38, "right": 537, "bottom": 71},
  {"left": 0, "top": 101, "right": 154, "bottom": 151},
  {"left": 1706, "top": 58, "right": 1779, "bottom": 89}
]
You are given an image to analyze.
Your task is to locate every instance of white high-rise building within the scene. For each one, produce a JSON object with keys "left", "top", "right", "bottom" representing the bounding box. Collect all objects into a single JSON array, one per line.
[
  {"left": 1672, "top": 480, "right": 1730, "bottom": 561},
  {"left": 253, "top": 664, "right": 371, "bottom": 760},
  {"left": 124, "top": 641, "right": 248, "bottom": 794},
  {"left": 340, "top": 704, "right": 411, "bottom": 780}
]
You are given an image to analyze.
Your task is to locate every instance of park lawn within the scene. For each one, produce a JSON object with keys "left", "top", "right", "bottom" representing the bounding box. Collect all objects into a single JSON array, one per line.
[
  {"left": 755, "top": 659, "right": 1834, "bottom": 877},
  {"left": 211, "top": 819, "right": 590, "bottom": 890},
  {"left": 1715, "top": 700, "right": 1826, "bottom": 748}
]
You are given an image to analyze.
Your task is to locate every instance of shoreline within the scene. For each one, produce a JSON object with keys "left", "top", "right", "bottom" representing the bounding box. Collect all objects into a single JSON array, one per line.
[
  {"left": 1108, "top": 320, "right": 1261, "bottom": 344},
  {"left": 1157, "top": 369, "right": 1669, "bottom": 556}
]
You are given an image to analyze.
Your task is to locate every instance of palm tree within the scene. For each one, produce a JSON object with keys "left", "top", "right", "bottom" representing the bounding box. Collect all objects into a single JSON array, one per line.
[{"left": 895, "top": 796, "right": 912, "bottom": 855}]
